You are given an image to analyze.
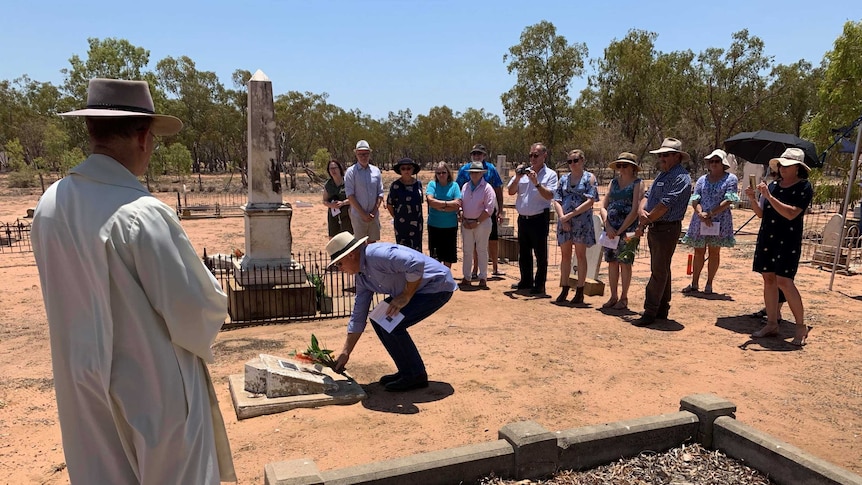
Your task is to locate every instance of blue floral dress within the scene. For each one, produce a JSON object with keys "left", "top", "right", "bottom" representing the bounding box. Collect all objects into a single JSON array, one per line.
[
  {"left": 387, "top": 179, "right": 424, "bottom": 251},
  {"left": 603, "top": 177, "right": 643, "bottom": 262},
  {"left": 554, "top": 171, "right": 599, "bottom": 246},
  {"left": 681, "top": 173, "right": 739, "bottom": 248}
]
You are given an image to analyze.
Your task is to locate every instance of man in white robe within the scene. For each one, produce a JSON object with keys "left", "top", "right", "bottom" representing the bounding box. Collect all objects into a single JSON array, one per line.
[{"left": 31, "top": 78, "right": 235, "bottom": 484}]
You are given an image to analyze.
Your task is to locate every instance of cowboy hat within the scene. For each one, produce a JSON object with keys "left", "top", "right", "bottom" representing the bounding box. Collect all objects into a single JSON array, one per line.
[
  {"left": 59, "top": 78, "right": 182, "bottom": 136},
  {"left": 470, "top": 144, "right": 488, "bottom": 155},
  {"left": 649, "top": 137, "right": 690, "bottom": 162},
  {"left": 608, "top": 152, "right": 639, "bottom": 170},
  {"left": 769, "top": 147, "right": 811, "bottom": 173},
  {"left": 704, "top": 148, "right": 730, "bottom": 168},
  {"left": 326, "top": 232, "right": 369, "bottom": 268},
  {"left": 392, "top": 157, "right": 421, "bottom": 174}
]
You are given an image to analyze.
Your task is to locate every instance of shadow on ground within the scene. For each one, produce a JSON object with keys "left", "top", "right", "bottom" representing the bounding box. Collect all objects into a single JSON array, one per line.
[{"left": 361, "top": 381, "right": 455, "bottom": 415}]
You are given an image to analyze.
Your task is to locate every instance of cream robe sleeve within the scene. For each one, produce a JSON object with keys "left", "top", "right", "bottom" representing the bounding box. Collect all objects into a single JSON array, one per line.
[{"left": 128, "top": 203, "right": 227, "bottom": 362}]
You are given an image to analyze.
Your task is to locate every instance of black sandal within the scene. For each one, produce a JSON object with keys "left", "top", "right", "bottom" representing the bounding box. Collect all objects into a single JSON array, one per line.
[{"left": 748, "top": 309, "right": 767, "bottom": 319}]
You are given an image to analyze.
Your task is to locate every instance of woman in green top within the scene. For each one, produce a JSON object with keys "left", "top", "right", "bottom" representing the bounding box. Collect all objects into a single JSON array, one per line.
[{"left": 323, "top": 159, "right": 353, "bottom": 237}]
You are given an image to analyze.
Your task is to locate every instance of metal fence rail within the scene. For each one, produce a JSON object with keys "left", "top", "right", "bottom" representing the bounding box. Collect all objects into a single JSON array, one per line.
[
  {"left": 177, "top": 191, "right": 247, "bottom": 219},
  {"left": 0, "top": 220, "right": 32, "bottom": 253},
  {"left": 204, "top": 249, "right": 381, "bottom": 329}
]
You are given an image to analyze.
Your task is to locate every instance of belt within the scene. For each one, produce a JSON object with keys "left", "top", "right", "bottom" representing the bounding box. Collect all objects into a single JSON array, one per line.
[
  {"left": 651, "top": 220, "right": 681, "bottom": 226},
  {"left": 519, "top": 210, "right": 549, "bottom": 220}
]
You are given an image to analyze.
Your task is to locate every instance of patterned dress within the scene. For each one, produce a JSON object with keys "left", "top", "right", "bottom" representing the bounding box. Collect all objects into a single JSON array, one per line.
[
  {"left": 554, "top": 171, "right": 599, "bottom": 246},
  {"left": 604, "top": 177, "right": 642, "bottom": 263},
  {"left": 681, "top": 173, "right": 740, "bottom": 248},
  {"left": 753, "top": 179, "right": 813, "bottom": 278},
  {"left": 387, "top": 179, "right": 424, "bottom": 251}
]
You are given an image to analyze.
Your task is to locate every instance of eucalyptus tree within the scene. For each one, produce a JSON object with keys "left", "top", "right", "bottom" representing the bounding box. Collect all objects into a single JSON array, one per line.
[
  {"left": 803, "top": 20, "right": 862, "bottom": 166},
  {"left": 411, "top": 106, "right": 467, "bottom": 166},
  {"left": 758, "top": 60, "right": 819, "bottom": 137},
  {"left": 501, "top": 20, "right": 587, "bottom": 153}
]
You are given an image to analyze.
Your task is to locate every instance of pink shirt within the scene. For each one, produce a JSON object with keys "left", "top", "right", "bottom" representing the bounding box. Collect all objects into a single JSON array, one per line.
[{"left": 460, "top": 178, "right": 496, "bottom": 220}]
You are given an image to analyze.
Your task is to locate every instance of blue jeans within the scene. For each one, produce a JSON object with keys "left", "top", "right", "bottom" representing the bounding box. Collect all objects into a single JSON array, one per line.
[{"left": 371, "top": 291, "right": 453, "bottom": 378}]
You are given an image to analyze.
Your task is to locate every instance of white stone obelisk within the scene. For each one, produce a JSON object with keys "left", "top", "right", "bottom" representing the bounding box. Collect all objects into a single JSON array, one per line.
[{"left": 236, "top": 70, "right": 305, "bottom": 285}]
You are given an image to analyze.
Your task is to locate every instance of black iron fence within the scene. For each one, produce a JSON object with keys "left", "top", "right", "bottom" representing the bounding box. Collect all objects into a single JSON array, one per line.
[
  {"left": 203, "top": 249, "right": 381, "bottom": 328},
  {"left": 177, "top": 191, "right": 247, "bottom": 219},
  {"left": 0, "top": 219, "right": 32, "bottom": 253}
]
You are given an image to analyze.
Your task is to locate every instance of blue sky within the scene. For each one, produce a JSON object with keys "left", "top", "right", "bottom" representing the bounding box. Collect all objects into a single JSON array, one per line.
[{"left": 1, "top": 1, "right": 856, "bottom": 120}]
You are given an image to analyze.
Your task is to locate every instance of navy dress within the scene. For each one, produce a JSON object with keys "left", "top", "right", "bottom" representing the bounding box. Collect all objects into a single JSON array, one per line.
[{"left": 387, "top": 179, "right": 424, "bottom": 251}]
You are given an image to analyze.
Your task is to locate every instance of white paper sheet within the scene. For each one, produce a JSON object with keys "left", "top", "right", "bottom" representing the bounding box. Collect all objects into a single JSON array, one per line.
[
  {"left": 330, "top": 207, "right": 341, "bottom": 217},
  {"left": 598, "top": 231, "right": 619, "bottom": 249},
  {"left": 700, "top": 220, "right": 720, "bottom": 236},
  {"left": 368, "top": 301, "right": 405, "bottom": 333}
]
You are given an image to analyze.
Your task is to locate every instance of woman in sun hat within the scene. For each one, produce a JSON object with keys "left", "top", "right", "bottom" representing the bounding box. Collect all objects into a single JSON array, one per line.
[
  {"left": 680, "top": 149, "right": 739, "bottom": 295},
  {"left": 386, "top": 158, "right": 424, "bottom": 251},
  {"left": 598, "top": 152, "right": 644, "bottom": 310},
  {"left": 745, "top": 147, "right": 813, "bottom": 346},
  {"left": 459, "top": 161, "right": 496, "bottom": 288}
]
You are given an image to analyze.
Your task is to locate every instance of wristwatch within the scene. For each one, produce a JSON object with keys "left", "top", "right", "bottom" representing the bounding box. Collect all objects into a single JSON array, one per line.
[{"left": 535, "top": 183, "right": 541, "bottom": 188}]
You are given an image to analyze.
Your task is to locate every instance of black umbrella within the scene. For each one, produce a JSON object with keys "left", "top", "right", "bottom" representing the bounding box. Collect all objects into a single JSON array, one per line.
[{"left": 723, "top": 130, "right": 820, "bottom": 167}]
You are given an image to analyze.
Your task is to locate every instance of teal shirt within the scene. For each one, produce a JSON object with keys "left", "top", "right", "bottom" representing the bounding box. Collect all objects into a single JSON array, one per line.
[{"left": 426, "top": 180, "right": 461, "bottom": 228}]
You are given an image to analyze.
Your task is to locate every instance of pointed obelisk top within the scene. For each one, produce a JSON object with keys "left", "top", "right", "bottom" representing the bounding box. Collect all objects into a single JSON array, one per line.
[{"left": 250, "top": 69, "right": 270, "bottom": 82}]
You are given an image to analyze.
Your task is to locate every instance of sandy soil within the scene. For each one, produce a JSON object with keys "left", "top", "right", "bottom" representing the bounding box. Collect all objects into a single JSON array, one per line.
[{"left": 0, "top": 173, "right": 860, "bottom": 484}]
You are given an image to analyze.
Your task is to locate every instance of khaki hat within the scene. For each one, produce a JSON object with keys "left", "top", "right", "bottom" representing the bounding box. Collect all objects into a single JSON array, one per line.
[
  {"left": 769, "top": 147, "right": 811, "bottom": 173},
  {"left": 704, "top": 149, "right": 730, "bottom": 168},
  {"left": 608, "top": 152, "right": 639, "bottom": 170},
  {"left": 649, "top": 137, "right": 691, "bottom": 162},
  {"left": 326, "top": 232, "right": 369, "bottom": 268},
  {"left": 470, "top": 144, "right": 488, "bottom": 155},
  {"left": 59, "top": 78, "right": 182, "bottom": 136},
  {"left": 466, "top": 161, "right": 488, "bottom": 173}
]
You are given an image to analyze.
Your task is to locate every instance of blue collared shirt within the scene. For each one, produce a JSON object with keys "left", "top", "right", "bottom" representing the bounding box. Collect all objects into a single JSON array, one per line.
[
  {"left": 344, "top": 162, "right": 384, "bottom": 214},
  {"left": 348, "top": 243, "right": 458, "bottom": 333},
  {"left": 644, "top": 163, "right": 692, "bottom": 222},
  {"left": 507, "top": 164, "right": 559, "bottom": 216},
  {"left": 456, "top": 160, "right": 503, "bottom": 188}
]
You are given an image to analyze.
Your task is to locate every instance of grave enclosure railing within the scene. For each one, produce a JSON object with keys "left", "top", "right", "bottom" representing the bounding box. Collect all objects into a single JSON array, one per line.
[
  {"left": 0, "top": 219, "right": 33, "bottom": 253},
  {"left": 176, "top": 191, "right": 247, "bottom": 219},
  {"left": 204, "top": 250, "right": 381, "bottom": 329}
]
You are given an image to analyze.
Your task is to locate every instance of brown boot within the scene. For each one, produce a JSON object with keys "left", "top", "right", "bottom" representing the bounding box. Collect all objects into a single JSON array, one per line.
[{"left": 555, "top": 286, "right": 570, "bottom": 302}]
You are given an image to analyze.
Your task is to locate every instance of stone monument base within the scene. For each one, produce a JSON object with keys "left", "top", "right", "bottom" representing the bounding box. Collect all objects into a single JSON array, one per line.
[
  {"left": 227, "top": 278, "right": 316, "bottom": 321},
  {"left": 228, "top": 373, "right": 365, "bottom": 420}
]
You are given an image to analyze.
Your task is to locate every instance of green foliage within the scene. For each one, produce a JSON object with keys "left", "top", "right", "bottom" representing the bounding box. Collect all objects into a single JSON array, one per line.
[
  {"left": 7, "top": 168, "right": 37, "bottom": 188},
  {"left": 308, "top": 273, "right": 326, "bottom": 298},
  {"left": 502, "top": 20, "right": 588, "bottom": 153},
  {"left": 312, "top": 148, "right": 332, "bottom": 172},
  {"left": 150, "top": 142, "right": 193, "bottom": 180},
  {"left": 4, "top": 138, "right": 25, "bottom": 171}
]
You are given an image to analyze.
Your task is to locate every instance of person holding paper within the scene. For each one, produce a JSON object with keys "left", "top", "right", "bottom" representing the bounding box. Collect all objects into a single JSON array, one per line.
[
  {"left": 326, "top": 232, "right": 458, "bottom": 391},
  {"left": 323, "top": 159, "right": 353, "bottom": 237},
  {"left": 681, "top": 149, "right": 739, "bottom": 294},
  {"left": 599, "top": 152, "right": 644, "bottom": 310},
  {"left": 552, "top": 149, "right": 599, "bottom": 304}
]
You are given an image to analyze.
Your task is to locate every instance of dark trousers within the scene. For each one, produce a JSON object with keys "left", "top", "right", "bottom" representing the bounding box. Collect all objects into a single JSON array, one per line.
[
  {"left": 517, "top": 210, "right": 550, "bottom": 290},
  {"left": 371, "top": 291, "right": 453, "bottom": 378},
  {"left": 644, "top": 220, "right": 682, "bottom": 316}
]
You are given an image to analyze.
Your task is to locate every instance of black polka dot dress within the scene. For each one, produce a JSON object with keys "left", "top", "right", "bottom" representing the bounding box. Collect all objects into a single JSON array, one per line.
[{"left": 753, "top": 180, "right": 813, "bottom": 277}]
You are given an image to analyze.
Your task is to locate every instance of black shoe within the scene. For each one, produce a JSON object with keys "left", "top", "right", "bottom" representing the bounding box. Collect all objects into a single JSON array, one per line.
[
  {"left": 571, "top": 286, "right": 585, "bottom": 304},
  {"left": 378, "top": 373, "right": 401, "bottom": 385},
  {"left": 555, "top": 286, "right": 570, "bottom": 302},
  {"left": 529, "top": 287, "right": 546, "bottom": 295},
  {"left": 657, "top": 306, "right": 670, "bottom": 319},
  {"left": 384, "top": 374, "right": 429, "bottom": 392},
  {"left": 631, "top": 314, "right": 656, "bottom": 327},
  {"left": 511, "top": 283, "right": 531, "bottom": 290}
]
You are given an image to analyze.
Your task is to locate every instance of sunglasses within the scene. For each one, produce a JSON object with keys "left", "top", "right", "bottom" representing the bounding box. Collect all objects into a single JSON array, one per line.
[
  {"left": 400, "top": 166, "right": 413, "bottom": 171},
  {"left": 529, "top": 153, "right": 541, "bottom": 158},
  {"left": 567, "top": 158, "right": 581, "bottom": 164},
  {"left": 658, "top": 153, "right": 675, "bottom": 159},
  {"left": 435, "top": 171, "right": 448, "bottom": 175},
  {"left": 471, "top": 152, "right": 484, "bottom": 156}
]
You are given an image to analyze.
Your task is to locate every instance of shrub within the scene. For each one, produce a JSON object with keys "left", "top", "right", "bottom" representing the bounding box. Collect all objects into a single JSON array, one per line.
[{"left": 7, "top": 171, "right": 37, "bottom": 188}]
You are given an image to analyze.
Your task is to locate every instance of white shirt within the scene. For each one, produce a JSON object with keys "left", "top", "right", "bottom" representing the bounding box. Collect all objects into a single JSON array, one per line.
[{"left": 32, "top": 154, "right": 235, "bottom": 484}]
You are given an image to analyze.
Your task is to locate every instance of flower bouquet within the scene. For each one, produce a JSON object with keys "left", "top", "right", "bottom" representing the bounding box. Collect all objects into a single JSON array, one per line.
[
  {"left": 290, "top": 334, "right": 350, "bottom": 378},
  {"left": 617, "top": 235, "right": 640, "bottom": 265}
]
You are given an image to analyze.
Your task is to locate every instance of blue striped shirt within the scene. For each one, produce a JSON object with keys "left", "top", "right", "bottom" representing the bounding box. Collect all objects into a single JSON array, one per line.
[
  {"left": 344, "top": 162, "right": 384, "bottom": 214},
  {"left": 348, "top": 243, "right": 458, "bottom": 333},
  {"left": 644, "top": 163, "right": 692, "bottom": 222}
]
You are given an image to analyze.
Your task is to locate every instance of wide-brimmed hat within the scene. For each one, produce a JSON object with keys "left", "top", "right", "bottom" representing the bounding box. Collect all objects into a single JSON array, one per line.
[
  {"left": 326, "top": 232, "right": 369, "bottom": 268},
  {"left": 466, "top": 161, "right": 488, "bottom": 174},
  {"left": 355, "top": 140, "right": 372, "bottom": 152},
  {"left": 608, "top": 152, "right": 639, "bottom": 170},
  {"left": 649, "top": 137, "right": 690, "bottom": 162},
  {"left": 769, "top": 147, "right": 811, "bottom": 173},
  {"left": 470, "top": 144, "right": 487, "bottom": 155},
  {"left": 59, "top": 78, "right": 182, "bottom": 136},
  {"left": 393, "top": 157, "right": 420, "bottom": 174},
  {"left": 704, "top": 149, "right": 730, "bottom": 168}
]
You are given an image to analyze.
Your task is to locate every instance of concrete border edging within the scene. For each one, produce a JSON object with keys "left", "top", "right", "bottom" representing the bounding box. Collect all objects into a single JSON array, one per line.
[
  {"left": 714, "top": 416, "right": 862, "bottom": 485},
  {"left": 264, "top": 393, "right": 862, "bottom": 484}
]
